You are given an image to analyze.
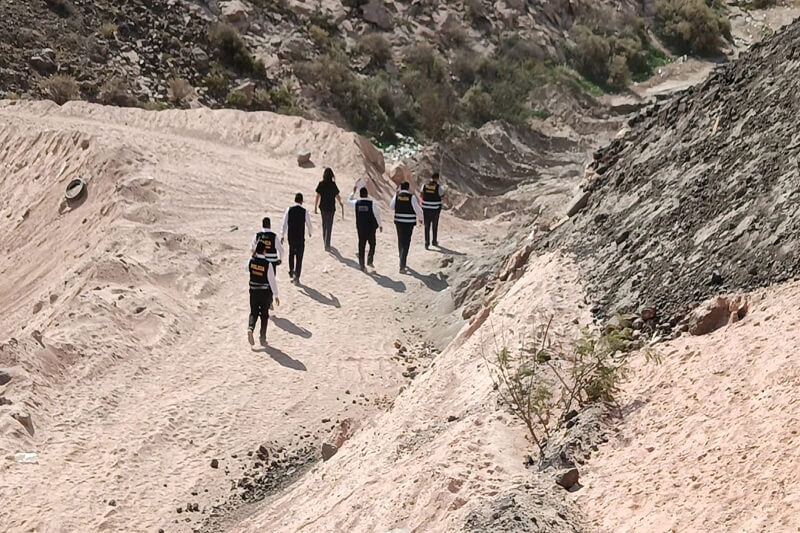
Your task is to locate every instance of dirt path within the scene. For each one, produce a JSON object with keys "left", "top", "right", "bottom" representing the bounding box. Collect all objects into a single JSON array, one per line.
[{"left": 0, "top": 101, "right": 494, "bottom": 532}]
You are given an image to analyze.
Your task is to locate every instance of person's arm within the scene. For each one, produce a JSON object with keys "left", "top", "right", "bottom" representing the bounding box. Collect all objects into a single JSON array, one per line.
[
  {"left": 389, "top": 194, "right": 397, "bottom": 209},
  {"left": 305, "top": 208, "right": 313, "bottom": 237},
  {"left": 268, "top": 263, "right": 280, "bottom": 303},
  {"left": 275, "top": 236, "right": 285, "bottom": 261},
  {"left": 337, "top": 194, "right": 344, "bottom": 219},
  {"left": 372, "top": 201, "right": 382, "bottom": 230},
  {"left": 347, "top": 192, "right": 358, "bottom": 207},
  {"left": 314, "top": 192, "right": 320, "bottom": 214},
  {"left": 411, "top": 195, "right": 424, "bottom": 222},
  {"left": 250, "top": 234, "right": 258, "bottom": 253},
  {"left": 439, "top": 184, "right": 445, "bottom": 199},
  {"left": 280, "top": 208, "right": 290, "bottom": 243}
]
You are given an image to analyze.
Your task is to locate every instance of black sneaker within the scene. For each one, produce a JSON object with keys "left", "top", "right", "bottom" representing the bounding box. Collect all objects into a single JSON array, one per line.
[
  {"left": 367, "top": 261, "right": 374, "bottom": 267},
  {"left": 425, "top": 243, "right": 430, "bottom": 250},
  {"left": 432, "top": 241, "right": 439, "bottom": 247},
  {"left": 289, "top": 271, "right": 294, "bottom": 279},
  {"left": 259, "top": 335, "right": 267, "bottom": 346}
]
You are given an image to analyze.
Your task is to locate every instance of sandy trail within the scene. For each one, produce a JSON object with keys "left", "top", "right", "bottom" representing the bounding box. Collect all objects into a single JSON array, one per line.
[
  {"left": 0, "top": 101, "right": 492, "bottom": 532},
  {"left": 577, "top": 283, "right": 800, "bottom": 532}
]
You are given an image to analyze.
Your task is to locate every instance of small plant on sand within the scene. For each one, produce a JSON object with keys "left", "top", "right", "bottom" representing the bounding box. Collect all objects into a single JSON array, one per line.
[
  {"left": 485, "top": 317, "right": 660, "bottom": 456},
  {"left": 41, "top": 74, "right": 79, "bottom": 105}
]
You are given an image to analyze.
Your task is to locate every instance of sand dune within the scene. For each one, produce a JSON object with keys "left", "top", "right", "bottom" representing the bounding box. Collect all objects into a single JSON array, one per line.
[{"left": 0, "top": 100, "right": 493, "bottom": 532}]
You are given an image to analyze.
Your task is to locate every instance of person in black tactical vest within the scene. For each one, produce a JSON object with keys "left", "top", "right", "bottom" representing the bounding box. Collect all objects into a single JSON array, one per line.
[
  {"left": 420, "top": 172, "right": 445, "bottom": 249},
  {"left": 348, "top": 186, "right": 383, "bottom": 271},
  {"left": 247, "top": 241, "right": 281, "bottom": 346},
  {"left": 280, "top": 193, "right": 313, "bottom": 284},
  {"left": 389, "top": 181, "right": 424, "bottom": 273},
  {"left": 250, "top": 217, "right": 285, "bottom": 269}
]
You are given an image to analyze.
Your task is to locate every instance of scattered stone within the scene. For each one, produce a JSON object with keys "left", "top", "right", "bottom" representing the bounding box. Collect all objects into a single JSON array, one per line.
[
  {"left": 108, "top": 499, "right": 116, "bottom": 507},
  {"left": 211, "top": 459, "right": 219, "bottom": 469},
  {"left": 296, "top": 150, "right": 312, "bottom": 166},
  {"left": 688, "top": 295, "right": 748, "bottom": 336},
  {"left": 566, "top": 190, "right": 591, "bottom": 217},
  {"left": 555, "top": 468, "right": 580, "bottom": 490},
  {"left": 257, "top": 444, "right": 270, "bottom": 460},
  {"left": 321, "top": 442, "right": 338, "bottom": 461},
  {"left": 220, "top": 0, "right": 250, "bottom": 30},
  {"left": 361, "top": 0, "right": 393, "bottom": 30},
  {"left": 0, "top": 370, "right": 11, "bottom": 386},
  {"left": 320, "top": 418, "right": 358, "bottom": 461},
  {"left": 710, "top": 271, "right": 724, "bottom": 286},
  {"left": 447, "top": 415, "right": 458, "bottom": 422},
  {"left": 11, "top": 411, "right": 34, "bottom": 436}
]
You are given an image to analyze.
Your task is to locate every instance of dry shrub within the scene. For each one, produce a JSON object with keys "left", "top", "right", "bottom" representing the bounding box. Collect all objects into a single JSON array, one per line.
[
  {"left": 357, "top": 33, "right": 392, "bottom": 68},
  {"left": 655, "top": 0, "right": 731, "bottom": 55},
  {"left": 99, "top": 78, "right": 137, "bottom": 107},
  {"left": 99, "top": 22, "right": 117, "bottom": 39},
  {"left": 41, "top": 75, "right": 79, "bottom": 105},
  {"left": 168, "top": 77, "right": 193, "bottom": 104}
]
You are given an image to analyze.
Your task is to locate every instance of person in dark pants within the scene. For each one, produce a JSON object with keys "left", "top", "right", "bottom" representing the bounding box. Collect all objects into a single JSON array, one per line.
[
  {"left": 348, "top": 186, "right": 382, "bottom": 271},
  {"left": 247, "top": 241, "right": 280, "bottom": 346},
  {"left": 314, "top": 168, "right": 344, "bottom": 251},
  {"left": 420, "top": 172, "right": 445, "bottom": 249},
  {"left": 389, "top": 181, "right": 423, "bottom": 273},
  {"left": 281, "top": 193, "right": 313, "bottom": 284}
]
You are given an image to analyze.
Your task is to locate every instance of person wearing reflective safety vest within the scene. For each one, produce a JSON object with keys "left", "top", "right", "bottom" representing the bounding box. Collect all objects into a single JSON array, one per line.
[
  {"left": 420, "top": 172, "right": 445, "bottom": 249},
  {"left": 389, "top": 181, "right": 424, "bottom": 273},
  {"left": 348, "top": 186, "right": 382, "bottom": 271},
  {"left": 250, "top": 217, "right": 285, "bottom": 268},
  {"left": 247, "top": 240, "right": 280, "bottom": 346}
]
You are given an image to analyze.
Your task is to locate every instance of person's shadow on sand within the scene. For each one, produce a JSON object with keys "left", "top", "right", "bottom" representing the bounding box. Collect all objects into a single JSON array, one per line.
[
  {"left": 271, "top": 316, "right": 312, "bottom": 338},
  {"left": 254, "top": 345, "right": 307, "bottom": 371},
  {"left": 329, "top": 246, "right": 406, "bottom": 293},
  {"left": 405, "top": 268, "right": 449, "bottom": 292},
  {"left": 298, "top": 283, "right": 341, "bottom": 308}
]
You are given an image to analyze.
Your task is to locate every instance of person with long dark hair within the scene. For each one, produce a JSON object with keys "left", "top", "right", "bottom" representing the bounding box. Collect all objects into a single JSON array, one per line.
[{"left": 314, "top": 167, "right": 344, "bottom": 251}]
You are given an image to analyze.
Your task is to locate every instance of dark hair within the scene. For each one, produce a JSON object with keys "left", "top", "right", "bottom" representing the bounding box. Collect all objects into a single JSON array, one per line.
[
  {"left": 295, "top": 193, "right": 303, "bottom": 203},
  {"left": 262, "top": 217, "right": 271, "bottom": 228},
  {"left": 359, "top": 187, "right": 368, "bottom": 198},
  {"left": 432, "top": 172, "right": 440, "bottom": 180},
  {"left": 323, "top": 167, "right": 335, "bottom": 182},
  {"left": 400, "top": 181, "right": 410, "bottom": 191},
  {"left": 255, "top": 241, "right": 266, "bottom": 254}
]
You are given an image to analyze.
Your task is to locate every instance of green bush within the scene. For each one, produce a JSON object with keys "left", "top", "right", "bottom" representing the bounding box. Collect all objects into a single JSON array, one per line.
[
  {"left": 569, "top": 16, "right": 665, "bottom": 91},
  {"left": 655, "top": 0, "right": 731, "bottom": 55},
  {"left": 208, "top": 23, "right": 266, "bottom": 78},
  {"left": 606, "top": 54, "right": 631, "bottom": 91},
  {"left": 41, "top": 75, "right": 80, "bottom": 105},
  {"left": 357, "top": 33, "right": 393, "bottom": 68},
  {"left": 204, "top": 67, "right": 229, "bottom": 99},
  {"left": 226, "top": 91, "right": 249, "bottom": 109},
  {"left": 309, "top": 24, "right": 331, "bottom": 49}
]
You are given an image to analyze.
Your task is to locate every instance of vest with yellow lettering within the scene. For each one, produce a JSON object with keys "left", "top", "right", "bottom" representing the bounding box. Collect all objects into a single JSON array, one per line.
[
  {"left": 394, "top": 191, "right": 417, "bottom": 224},
  {"left": 421, "top": 182, "right": 442, "bottom": 210}
]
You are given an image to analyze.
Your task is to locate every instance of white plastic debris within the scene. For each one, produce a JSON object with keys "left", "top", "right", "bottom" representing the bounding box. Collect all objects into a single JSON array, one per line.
[{"left": 14, "top": 452, "right": 38, "bottom": 464}]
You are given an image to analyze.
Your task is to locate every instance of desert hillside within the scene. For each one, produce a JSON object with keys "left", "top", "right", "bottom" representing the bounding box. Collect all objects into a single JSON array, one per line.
[{"left": 3, "top": 3, "right": 800, "bottom": 533}]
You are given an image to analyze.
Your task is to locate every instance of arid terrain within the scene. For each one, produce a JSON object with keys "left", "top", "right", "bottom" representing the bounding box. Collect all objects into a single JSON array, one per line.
[{"left": 3, "top": 2, "right": 800, "bottom": 533}]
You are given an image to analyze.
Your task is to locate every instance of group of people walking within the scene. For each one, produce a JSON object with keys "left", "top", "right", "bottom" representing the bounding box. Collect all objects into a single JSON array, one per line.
[{"left": 246, "top": 167, "right": 445, "bottom": 346}]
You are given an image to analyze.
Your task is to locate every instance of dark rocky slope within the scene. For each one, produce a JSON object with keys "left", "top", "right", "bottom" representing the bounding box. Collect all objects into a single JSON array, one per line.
[{"left": 542, "top": 18, "right": 800, "bottom": 333}]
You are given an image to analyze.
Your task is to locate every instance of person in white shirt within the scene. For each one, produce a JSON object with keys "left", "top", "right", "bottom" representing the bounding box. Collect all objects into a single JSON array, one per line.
[
  {"left": 348, "top": 186, "right": 382, "bottom": 271},
  {"left": 280, "top": 193, "right": 313, "bottom": 284},
  {"left": 389, "top": 181, "right": 424, "bottom": 273},
  {"left": 247, "top": 241, "right": 280, "bottom": 346}
]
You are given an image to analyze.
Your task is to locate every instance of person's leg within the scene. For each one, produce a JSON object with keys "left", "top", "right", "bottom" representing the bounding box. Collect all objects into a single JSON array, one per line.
[
  {"left": 326, "top": 210, "right": 335, "bottom": 249},
  {"left": 402, "top": 225, "right": 413, "bottom": 269},
  {"left": 288, "top": 243, "right": 296, "bottom": 277},
  {"left": 395, "top": 223, "right": 404, "bottom": 269},
  {"left": 258, "top": 290, "right": 271, "bottom": 343},
  {"left": 248, "top": 290, "right": 259, "bottom": 345},
  {"left": 367, "top": 229, "right": 376, "bottom": 266},
  {"left": 322, "top": 211, "right": 334, "bottom": 250},
  {"left": 424, "top": 209, "right": 432, "bottom": 248},
  {"left": 431, "top": 209, "right": 440, "bottom": 245},
  {"left": 357, "top": 228, "right": 367, "bottom": 269},
  {"left": 295, "top": 240, "right": 305, "bottom": 280}
]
